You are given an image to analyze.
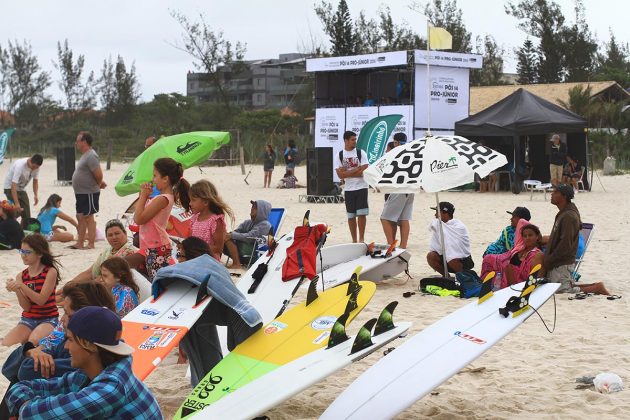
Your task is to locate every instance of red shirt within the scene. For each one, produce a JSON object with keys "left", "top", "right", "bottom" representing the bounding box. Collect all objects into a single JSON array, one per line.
[{"left": 21, "top": 266, "right": 59, "bottom": 319}]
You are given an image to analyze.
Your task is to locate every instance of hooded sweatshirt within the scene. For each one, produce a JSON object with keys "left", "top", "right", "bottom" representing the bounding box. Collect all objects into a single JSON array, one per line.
[
  {"left": 544, "top": 202, "right": 581, "bottom": 270},
  {"left": 231, "top": 200, "right": 272, "bottom": 244}
]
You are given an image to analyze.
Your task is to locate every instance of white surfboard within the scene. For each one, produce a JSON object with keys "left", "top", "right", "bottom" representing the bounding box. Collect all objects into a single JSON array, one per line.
[
  {"left": 314, "top": 243, "right": 411, "bottom": 292},
  {"left": 196, "top": 319, "right": 411, "bottom": 419},
  {"left": 322, "top": 282, "right": 560, "bottom": 419}
]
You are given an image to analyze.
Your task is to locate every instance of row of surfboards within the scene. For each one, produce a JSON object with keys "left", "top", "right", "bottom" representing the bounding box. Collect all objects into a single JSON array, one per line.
[{"left": 121, "top": 220, "right": 559, "bottom": 419}]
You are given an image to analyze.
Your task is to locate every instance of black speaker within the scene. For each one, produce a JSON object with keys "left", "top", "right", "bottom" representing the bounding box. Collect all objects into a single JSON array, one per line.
[
  {"left": 56, "top": 147, "right": 75, "bottom": 181},
  {"left": 307, "top": 147, "right": 334, "bottom": 196}
]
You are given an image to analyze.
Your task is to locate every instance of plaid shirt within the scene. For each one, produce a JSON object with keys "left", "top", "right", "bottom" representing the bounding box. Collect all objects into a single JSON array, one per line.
[{"left": 7, "top": 356, "right": 162, "bottom": 419}]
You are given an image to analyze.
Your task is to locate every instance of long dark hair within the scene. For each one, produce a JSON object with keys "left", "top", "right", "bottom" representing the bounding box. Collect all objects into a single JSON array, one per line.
[
  {"left": 154, "top": 157, "right": 191, "bottom": 211},
  {"left": 62, "top": 281, "right": 116, "bottom": 312},
  {"left": 181, "top": 236, "right": 211, "bottom": 260},
  {"left": 521, "top": 224, "right": 543, "bottom": 248},
  {"left": 38, "top": 194, "right": 62, "bottom": 216},
  {"left": 21, "top": 234, "right": 62, "bottom": 284},
  {"left": 100, "top": 257, "right": 139, "bottom": 295}
]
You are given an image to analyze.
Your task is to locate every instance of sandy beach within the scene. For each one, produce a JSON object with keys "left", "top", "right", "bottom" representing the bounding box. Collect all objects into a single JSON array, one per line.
[{"left": 1, "top": 158, "right": 629, "bottom": 419}]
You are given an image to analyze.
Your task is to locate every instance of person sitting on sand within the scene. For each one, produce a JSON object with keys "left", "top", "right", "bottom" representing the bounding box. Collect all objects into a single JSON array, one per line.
[
  {"left": 224, "top": 199, "right": 272, "bottom": 268},
  {"left": 163, "top": 236, "right": 262, "bottom": 386},
  {"left": 5, "top": 306, "right": 162, "bottom": 419},
  {"left": 0, "top": 282, "right": 115, "bottom": 418},
  {"left": 69, "top": 219, "right": 137, "bottom": 283},
  {"left": 0, "top": 200, "right": 24, "bottom": 250},
  {"left": 37, "top": 194, "right": 79, "bottom": 243},
  {"left": 484, "top": 207, "right": 532, "bottom": 256},
  {"left": 541, "top": 184, "right": 609, "bottom": 295},
  {"left": 426, "top": 202, "right": 474, "bottom": 275},
  {"left": 276, "top": 172, "right": 303, "bottom": 189},
  {"left": 481, "top": 224, "right": 544, "bottom": 289}
]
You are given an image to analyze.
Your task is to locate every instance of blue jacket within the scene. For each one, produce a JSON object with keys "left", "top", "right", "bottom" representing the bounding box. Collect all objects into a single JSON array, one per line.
[{"left": 153, "top": 254, "right": 262, "bottom": 327}]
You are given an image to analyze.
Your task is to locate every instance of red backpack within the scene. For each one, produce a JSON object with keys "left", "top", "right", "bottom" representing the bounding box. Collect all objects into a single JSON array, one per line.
[{"left": 282, "top": 223, "right": 328, "bottom": 281}]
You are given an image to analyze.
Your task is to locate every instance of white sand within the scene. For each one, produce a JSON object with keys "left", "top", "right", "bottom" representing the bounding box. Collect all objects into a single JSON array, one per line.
[{"left": 1, "top": 159, "right": 629, "bottom": 419}]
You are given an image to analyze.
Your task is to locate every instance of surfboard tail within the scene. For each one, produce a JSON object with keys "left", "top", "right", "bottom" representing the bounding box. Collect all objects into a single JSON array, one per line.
[
  {"left": 499, "top": 264, "right": 542, "bottom": 318},
  {"left": 374, "top": 301, "right": 398, "bottom": 336},
  {"left": 478, "top": 271, "right": 496, "bottom": 304},
  {"left": 350, "top": 318, "right": 377, "bottom": 355}
]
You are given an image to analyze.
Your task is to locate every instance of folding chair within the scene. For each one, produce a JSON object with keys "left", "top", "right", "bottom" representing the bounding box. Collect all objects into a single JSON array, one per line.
[
  {"left": 226, "top": 208, "right": 287, "bottom": 267},
  {"left": 577, "top": 167, "right": 586, "bottom": 192},
  {"left": 572, "top": 222, "right": 594, "bottom": 281}
]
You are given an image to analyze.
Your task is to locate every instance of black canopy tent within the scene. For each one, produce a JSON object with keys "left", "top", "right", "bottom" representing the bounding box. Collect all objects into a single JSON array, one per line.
[{"left": 455, "top": 88, "right": 589, "bottom": 192}]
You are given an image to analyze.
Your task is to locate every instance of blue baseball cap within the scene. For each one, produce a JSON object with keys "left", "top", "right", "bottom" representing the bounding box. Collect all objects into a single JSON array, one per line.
[{"left": 67, "top": 306, "right": 134, "bottom": 355}]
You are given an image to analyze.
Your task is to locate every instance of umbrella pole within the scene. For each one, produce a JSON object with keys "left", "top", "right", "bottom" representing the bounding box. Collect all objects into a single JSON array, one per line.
[{"left": 435, "top": 193, "right": 450, "bottom": 278}]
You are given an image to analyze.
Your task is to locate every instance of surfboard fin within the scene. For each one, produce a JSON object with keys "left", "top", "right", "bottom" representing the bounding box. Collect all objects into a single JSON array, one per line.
[
  {"left": 306, "top": 276, "right": 319, "bottom": 306},
  {"left": 350, "top": 318, "right": 377, "bottom": 355},
  {"left": 499, "top": 264, "right": 542, "bottom": 318},
  {"left": 194, "top": 277, "right": 210, "bottom": 307},
  {"left": 346, "top": 266, "right": 362, "bottom": 296},
  {"left": 366, "top": 241, "right": 375, "bottom": 256},
  {"left": 327, "top": 312, "right": 350, "bottom": 349},
  {"left": 478, "top": 271, "right": 496, "bottom": 304},
  {"left": 302, "top": 210, "right": 310, "bottom": 227},
  {"left": 384, "top": 240, "right": 398, "bottom": 257},
  {"left": 374, "top": 301, "right": 398, "bottom": 336},
  {"left": 345, "top": 287, "right": 360, "bottom": 313}
]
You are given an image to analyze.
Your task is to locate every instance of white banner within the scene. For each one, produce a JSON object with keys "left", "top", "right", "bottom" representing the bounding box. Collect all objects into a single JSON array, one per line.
[
  {"left": 414, "top": 66, "right": 470, "bottom": 132},
  {"left": 345, "top": 107, "right": 379, "bottom": 136},
  {"left": 307, "top": 51, "right": 408, "bottom": 72},
  {"left": 379, "top": 105, "right": 413, "bottom": 143},
  {"left": 315, "top": 108, "right": 346, "bottom": 182},
  {"left": 414, "top": 50, "right": 482, "bottom": 69}
]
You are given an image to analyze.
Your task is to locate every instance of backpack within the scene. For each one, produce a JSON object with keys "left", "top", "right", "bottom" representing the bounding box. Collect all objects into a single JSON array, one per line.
[
  {"left": 339, "top": 148, "right": 362, "bottom": 166},
  {"left": 282, "top": 224, "right": 328, "bottom": 282},
  {"left": 419, "top": 269, "right": 482, "bottom": 299}
]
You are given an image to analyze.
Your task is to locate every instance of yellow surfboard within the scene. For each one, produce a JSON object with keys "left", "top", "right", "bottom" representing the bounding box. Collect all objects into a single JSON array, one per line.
[{"left": 175, "top": 273, "right": 376, "bottom": 418}]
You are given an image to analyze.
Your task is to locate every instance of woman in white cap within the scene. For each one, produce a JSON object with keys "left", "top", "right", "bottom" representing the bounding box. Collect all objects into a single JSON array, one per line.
[{"left": 5, "top": 306, "right": 162, "bottom": 419}]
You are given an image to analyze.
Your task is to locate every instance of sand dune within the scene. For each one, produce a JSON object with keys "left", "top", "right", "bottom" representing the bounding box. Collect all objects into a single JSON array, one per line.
[{"left": 1, "top": 159, "right": 628, "bottom": 419}]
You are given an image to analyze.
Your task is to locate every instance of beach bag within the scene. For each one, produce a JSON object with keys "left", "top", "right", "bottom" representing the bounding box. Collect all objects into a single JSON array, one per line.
[
  {"left": 282, "top": 224, "right": 327, "bottom": 281},
  {"left": 455, "top": 270, "right": 482, "bottom": 298}
]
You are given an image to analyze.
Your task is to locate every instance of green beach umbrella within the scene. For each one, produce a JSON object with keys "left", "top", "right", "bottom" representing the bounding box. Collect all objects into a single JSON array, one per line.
[{"left": 115, "top": 131, "right": 230, "bottom": 196}]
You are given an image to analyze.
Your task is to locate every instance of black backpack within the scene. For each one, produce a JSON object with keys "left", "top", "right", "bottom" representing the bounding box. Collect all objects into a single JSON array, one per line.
[{"left": 338, "top": 148, "right": 362, "bottom": 165}]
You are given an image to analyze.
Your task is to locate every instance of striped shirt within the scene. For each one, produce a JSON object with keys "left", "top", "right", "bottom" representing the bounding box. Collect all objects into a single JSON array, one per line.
[
  {"left": 22, "top": 266, "right": 59, "bottom": 319},
  {"left": 7, "top": 356, "right": 163, "bottom": 419}
]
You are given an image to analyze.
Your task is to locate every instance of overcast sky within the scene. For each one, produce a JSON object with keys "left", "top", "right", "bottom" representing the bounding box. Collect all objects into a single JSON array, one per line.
[{"left": 3, "top": 0, "right": 629, "bottom": 102}]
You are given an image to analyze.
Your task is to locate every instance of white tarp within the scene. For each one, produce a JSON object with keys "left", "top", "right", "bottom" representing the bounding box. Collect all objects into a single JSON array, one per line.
[{"left": 314, "top": 108, "right": 346, "bottom": 181}]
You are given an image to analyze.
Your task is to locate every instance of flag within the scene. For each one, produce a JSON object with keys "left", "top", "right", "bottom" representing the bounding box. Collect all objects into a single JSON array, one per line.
[
  {"left": 357, "top": 115, "right": 403, "bottom": 164},
  {"left": 429, "top": 27, "right": 452, "bottom": 50},
  {"left": 0, "top": 128, "right": 15, "bottom": 165}
]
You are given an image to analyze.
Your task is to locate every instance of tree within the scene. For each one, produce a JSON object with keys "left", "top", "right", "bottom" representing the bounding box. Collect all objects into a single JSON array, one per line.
[
  {"left": 378, "top": 6, "right": 424, "bottom": 51},
  {"left": 314, "top": 0, "right": 358, "bottom": 56},
  {"left": 515, "top": 38, "right": 538, "bottom": 84},
  {"left": 97, "top": 55, "right": 140, "bottom": 124},
  {"left": 413, "top": 0, "right": 472, "bottom": 52},
  {"left": 506, "top": 0, "right": 566, "bottom": 83},
  {"left": 557, "top": 84, "right": 592, "bottom": 120},
  {"left": 560, "top": 0, "right": 597, "bottom": 82},
  {"left": 595, "top": 32, "right": 630, "bottom": 87},
  {"left": 53, "top": 39, "right": 96, "bottom": 111},
  {"left": 470, "top": 35, "right": 504, "bottom": 86},
  {"left": 0, "top": 40, "right": 51, "bottom": 114},
  {"left": 355, "top": 11, "right": 380, "bottom": 53},
  {"left": 171, "top": 11, "right": 247, "bottom": 107}
]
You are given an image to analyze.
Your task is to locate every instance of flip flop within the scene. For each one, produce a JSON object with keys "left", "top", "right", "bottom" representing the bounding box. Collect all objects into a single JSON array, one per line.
[
  {"left": 607, "top": 295, "right": 622, "bottom": 300},
  {"left": 568, "top": 293, "right": 588, "bottom": 300}
]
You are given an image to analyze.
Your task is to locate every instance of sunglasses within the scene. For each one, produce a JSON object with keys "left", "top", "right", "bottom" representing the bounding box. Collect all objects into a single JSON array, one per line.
[{"left": 17, "top": 249, "right": 34, "bottom": 255}]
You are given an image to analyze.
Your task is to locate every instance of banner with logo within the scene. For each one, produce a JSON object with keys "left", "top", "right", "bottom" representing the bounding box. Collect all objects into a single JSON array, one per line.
[
  {"left": 0, "top": 128, "right": 15, "bottom": 165},
  {"left": 357, "top": 115, "right": 403, "bottom": 164},
  {"left": 314, "top": 108, "right": 346, "bottom": 181},
  {"left": 414, "top": 66, "right": 470, "bottom": 132},
  {"left": 306, "top": 51, "right": 408, "bottom": 72},
  {"left": 379, "top": 105, "right": 413, "bottom": 142},
  {"left": 345, "top": 107, "right": 378, "bottom": 137}
]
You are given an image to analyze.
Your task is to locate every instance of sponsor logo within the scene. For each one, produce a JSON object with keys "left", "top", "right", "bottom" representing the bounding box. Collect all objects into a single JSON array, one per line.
[
  {"left": 123, "top": 171, "right": 134, "bottom": 183},
  {"left": 454, "top": 330, "right": 486, "bottom": 344},
  {"left": 139, "top": 332, "right": 163, "bottom": 350},
  {"left": 430, "top": 156, "right": 458, "bottom": 173},
  {"left": 313, "top": 331, "right": 330, "bottom": 344},
  {"left": 176, "top": 141, "right": 201, "bottom": 155},
  {"left": 264, "top": 320, "right": 287, "bottom": 334},
  {"left": 377, "top": 56, "right": 386, "bottom": 62},
  {"left": 311, "top": 316, "right": 337, "bottom": 330},
  {"left": 141, "top": 308, "right": 160, "bottom": 317},
  {"left": 367, "top": 120, "right": 388, "bottom": 163},
  {"left": 196, "top": 373, "right": 223, "bottom": 399},
  {"left": 167, "top": 309, "right": 184, "bottom": 320},
  {"left": 157, "top": 332, "right": 177, "bottom": 348}
]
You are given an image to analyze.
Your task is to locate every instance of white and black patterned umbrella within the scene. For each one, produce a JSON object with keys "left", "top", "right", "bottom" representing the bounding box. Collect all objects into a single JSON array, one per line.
[{"left": 364, "top": 135, "right": 507, "bottom": 193}]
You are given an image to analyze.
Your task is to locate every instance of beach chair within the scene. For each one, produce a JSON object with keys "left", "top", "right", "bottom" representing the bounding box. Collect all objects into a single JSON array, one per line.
[
  {"left": 577, "top": 167, "right": 586, "bottom": 192},
  {"left": 572, "top": 222, "right": 594, "bottom": 281}
]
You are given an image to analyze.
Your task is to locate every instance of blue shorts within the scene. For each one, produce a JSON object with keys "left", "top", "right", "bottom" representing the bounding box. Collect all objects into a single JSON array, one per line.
[{"left": 19, "top": 316, "right": 59, "bottom": 330}]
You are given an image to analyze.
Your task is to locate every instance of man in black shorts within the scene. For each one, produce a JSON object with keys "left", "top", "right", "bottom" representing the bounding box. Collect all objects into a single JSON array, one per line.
[
  {"left": 70, "top": 131, "right": 106, "bottom": 249},
  {"left": 335, "top": 131, "right": 369, "bottom": 243}
]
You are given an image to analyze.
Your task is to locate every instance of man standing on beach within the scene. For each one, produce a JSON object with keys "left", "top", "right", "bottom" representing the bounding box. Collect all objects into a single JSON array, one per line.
[
  {"left": 380, "top": 133, "right": 414, "bottom": 249},
  {"left": 70, "top": 132, "right": 106, "bottom": 249},
  {"left": 336, "top": 131, "right": 369, "bottom": 243},
  {"left": 549, "top": 134, "right": 566, "bottom": 185},
  {"left": 3, "top": 154, "right": 43, "bottom": 228}
]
